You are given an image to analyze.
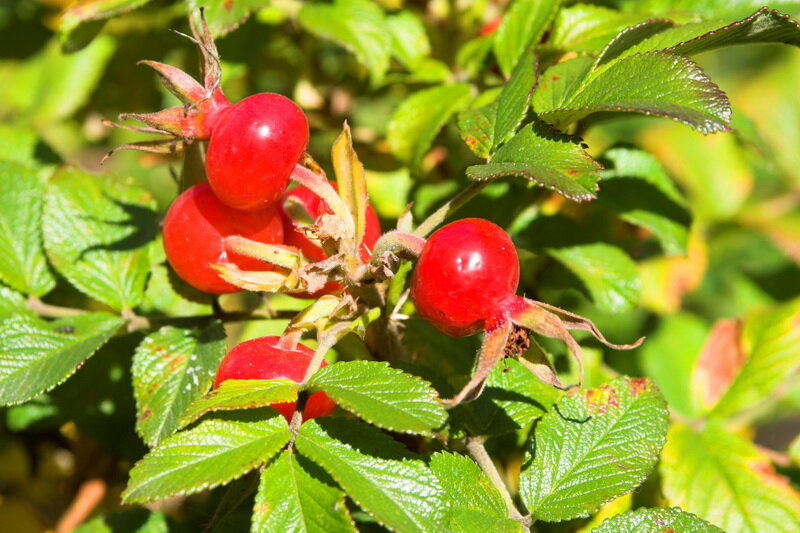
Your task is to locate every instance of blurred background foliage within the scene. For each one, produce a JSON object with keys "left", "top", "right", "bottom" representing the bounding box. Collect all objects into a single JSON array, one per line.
[{"left": 1, "top": 0, "right": 800, "bottom": 530}]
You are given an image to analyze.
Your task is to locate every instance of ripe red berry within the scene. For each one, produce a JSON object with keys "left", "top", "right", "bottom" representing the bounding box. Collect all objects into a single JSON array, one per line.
[
  {"left": 279, "top": 182, "right": 382, "bottom": 297},
  {"left": 162, "top": 183, "right": 283, "bottom": 294},
  {"left": 410, "top": 218, "right": 519, "bottom": 337},
  {"left": 205, "top": 93, "right": 309, "bottom": 211},
  {"left": 213, "top": 336, "right": 335, "bottom": 422}
]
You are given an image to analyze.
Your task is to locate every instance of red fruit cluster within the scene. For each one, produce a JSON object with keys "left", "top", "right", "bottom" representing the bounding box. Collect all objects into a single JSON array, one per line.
[
  {"left": 160, "top": 94, "right": 381, "bottom": 295},
  {"left": 214, "top": 336, "right": 335, "bottom": 422},
  {"left": 411, "top": 218, "right": 520, "bottom": 337}
]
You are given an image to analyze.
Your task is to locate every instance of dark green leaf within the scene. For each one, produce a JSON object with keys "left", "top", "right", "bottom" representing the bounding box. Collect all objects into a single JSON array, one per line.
[
  {"left": 43, "top": 167, "right": 157, "bottom": 311},
  {"left": 299, "top": 0, "right": 391, "bottom": 85},
  {"left": 617, "top": 8, "right": 800, "bottom": 60},
  {"left": 307, "top": 361, "right": 447, "bottom": 436},
  {"left": 388, "top": 84, "right": 473, "bottom": 169},
  {"left": 296, "top": 418, "right": 447, "bottom": 533},
  {"left": 661, "top": 422, "right": 800, "bottom": 533},
  {"left": 0, "top": 312, "right": 123, "bottom": 405},
  {"left": 0, "top": 161, "right": 54, "bottom": 296},
  {"left": 596, "top": 19, "right": 676, "bottom": 65},
  {"left": 187, "top": 0, "right": 271, "bottom": 37},
  {"left": 466, "top": 121, "right": 602, "bottom": 201},
  {"left": 133, "top": 322, "right": 227, "bottom": 447},
  {"left": 710, "top": 297, "right": 800, "bottom": 417},
  {"left": 599, "top": 147, "right": 691, "bottom": 255},
  {"left": 493, "top": 0, "right": 560, "bottom": 76},
  {"left": 253, "top": 451, "right": 356, "bottom": 532},
  {"left": 592, "top": 507, "right": 723, "bottom": 532},
  {"left": 520, "top": 377, "right": 669, "bottom": 521},
  {"left": 459, "top": 53, "right": 537, "bottom": 158},
  {"left": 547, "top": 243, "right": 641, "bottom": 313},
  {"left": 533, "top": 52, "right": 731, "bottom": 133},
  {"left": 59, "top": 0, "right": 153, "bottom": 51},
  {"left": 123, "top": 409, "right": 291, "bottom": 504},
  {"left": 178, "top": 379, "right": 298, "bottom": 429}
]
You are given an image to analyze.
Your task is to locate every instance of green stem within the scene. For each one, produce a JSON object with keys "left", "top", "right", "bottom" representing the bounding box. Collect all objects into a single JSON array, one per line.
[
  {"left": 465, "top": 436, "right": 531, "bottom": 529},
  {"left": 27, "top": 297, "right": 85, "bottom": 318},
  {"left": 414, "top": 180, "right": 489, "bottom": 238}
]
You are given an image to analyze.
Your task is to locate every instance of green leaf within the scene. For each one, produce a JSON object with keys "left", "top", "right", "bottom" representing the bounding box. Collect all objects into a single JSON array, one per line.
[
  {"left": 596, "top": 19, "right": 677, "bottom": 66},
  {"left": 520, "top": 377, "right": 669, "bottom": 521},
  {"left": 306, "top": 361, "right": 447, "bottom": 436},
  {"left": 431, "top": 452, "right": 525, "bottom": 532},
  {"left": 790, "top": 434, "right": 800, "bottom": 466},
  {"left": 640, "top": 313, "right": 708, "bottom": 417},
  {"left": 0, "top": 286, "right": 30, "bottom": 320},
  {"left": 296, "top": 418, "right": 446, "bottom": 533},
  {"left": 43, "top": 167, "right": 157, "bottom": 311},
  {"left": 661, "top": 422, "right": 800, "bottom": 533},
  {"left": 592, "top": 507, "right": 723, "bottom": 532},
  {"left": 710, "top": 297, "right": 800, "bottom": 418},
  {"left": 388, "top": 83, "right": 473, "bottom": 170},
  {"left": 187, "top": 0, "right": 271, "bottom": 37},
  {"left": 546, "top": 243, "right": 641, "bottom": 313},
  {"left": 493, "top": 0, "right": 561, "bottom": 76},
  {"left": 387, "top": 11, "right": 431, "bottom": 71},
  {"left": 0, "top": 161, "right": 54, "bottom": 296},
  {"left": 466, "top": 358, "right": 562, "bottom": 436},
  {"left": 123, "top": 409, "right": 291, "bottom": 504},
  {"left": 59, "top": 0, "right": 153, "bottom": 51},
  {"left": 178, "top": 379, "right": 298, "bottom": 429},
  {"left": 132, "top": 322, "right": 227, "bottom": 447},
  {"left": 617, "top": 8, "right": 800, "bottom": 60},
  {"left": 599, "top": 147, "right": 691, "bottom": 255},
  {"left": 458, "top": 53, "right": 537, "bottom": 158},
  {"left": 0, "top": 312, "right": 123, "bottom": 405},
  {"left": 139, "top": 262, "right": 212, "bottom": 317},
  {"left": 299, "top": 0, "right": 391, "bottom": 85},
  {"left": 73, "top": 508, "right": 168, "bottom": 533},
  {"left": 550, "top": 5, "right": 657, "bottom": 53},
  {"left": 466, "top": 121, "right": 602, "bottom": 201},
  {"left": 533, "top": 52, "right": 731, "bottom": 134},
  {"left": 253, "top": 451, "right": 356, "bottom": 532},
  {"left": 0, "top": 125, "right": 38, "bottom": 164}
]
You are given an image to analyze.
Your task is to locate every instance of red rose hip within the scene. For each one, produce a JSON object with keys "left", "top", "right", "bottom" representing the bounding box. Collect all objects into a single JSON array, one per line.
[
  {"left": 162, "top": 183, "right": 283, "bottom": 294},
  {"left": 205, "top": 93, "right": 309, "bottom": 211},
  {"left": 410, "top": 218, "right": 519, "bottom": 337},
  {"left": 214, "top": 336, "right": 335, "bottom": 421}
]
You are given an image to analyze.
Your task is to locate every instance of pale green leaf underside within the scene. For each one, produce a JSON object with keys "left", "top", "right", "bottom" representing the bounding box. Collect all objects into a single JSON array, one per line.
[
  {"left": 0, "top": 160, "right": 54, "bottom": 296},
  {"left": 466, "top": 121, "right": 602, "bottom": 201},
  {"left": 296, "top": 418, "right": 447, "bottom": 533},
  {"left": 520, "top": 377, "right": 669, "bottom": 521},
  {"left": 132, "top": 322, "right": 227, "bottom": 447},
  {"left": 661, "top": 422, "right": 800, "bottom": 533},
  {"left": 592, "top": 507, "right": 724, "bottom": 532},
  {"left": 307, "top": 361, "right": 447, "bottom": 436},
  {"left": 178, "top": 379, "right": 299, "bottom": 429},
  {"left": 43, "top": 167, "right": 157, "bottom": 311},
  {"left": 253, "top": 451, "right": 356, "bottom": 533},
  {"left": 0, "top": 312, "right": 123, "bottom": 405},
  {"left": 123, "top": 409, "right": 291, "bottom": 504}
]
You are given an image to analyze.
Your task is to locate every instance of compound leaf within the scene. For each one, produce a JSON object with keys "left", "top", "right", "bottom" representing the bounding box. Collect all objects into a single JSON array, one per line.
[
  {"left": 0, "top": 312, "right": 123, "bottom": 405},
  {"left": 520, "top": 377, "right": 669, "bottom": 522},
  {"left": 296, "top": 418, "right": 446, "bottom": 533},
  {"left": 306, "top": 361, "right": 447, "bottom": 436},
  {"left": 132, "top": 322, "right": 227, "bottom": 447},
  {"left": 123, "top": 409, "right": 291, "bottom": 504}
]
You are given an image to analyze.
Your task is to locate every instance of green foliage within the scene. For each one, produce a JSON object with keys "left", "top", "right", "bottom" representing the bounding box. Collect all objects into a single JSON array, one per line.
[{"left": 591, "top": 507, "right": 723, "bottom": 532}]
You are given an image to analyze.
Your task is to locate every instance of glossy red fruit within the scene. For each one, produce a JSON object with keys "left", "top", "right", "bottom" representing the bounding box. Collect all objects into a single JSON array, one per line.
[
  {"left": 279, "top": 183, "right": 382, "bottom": 297},
  {"left": 205, "top": 93, "right": 309, "bottom": 211},
  {"left": 213, "top": 336, "right": 335, "bottom": 422},
  {"left": 162, "top": 183, "right": 283, "bottom": 294},
  {"left": 410, "top": 218, "right": 519, "bottom": 337}
]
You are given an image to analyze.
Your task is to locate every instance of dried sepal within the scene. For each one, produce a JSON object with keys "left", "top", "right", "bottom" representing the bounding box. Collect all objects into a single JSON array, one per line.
[{"left": 212, "top": 263, "right": 295, "bottom": 293}]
